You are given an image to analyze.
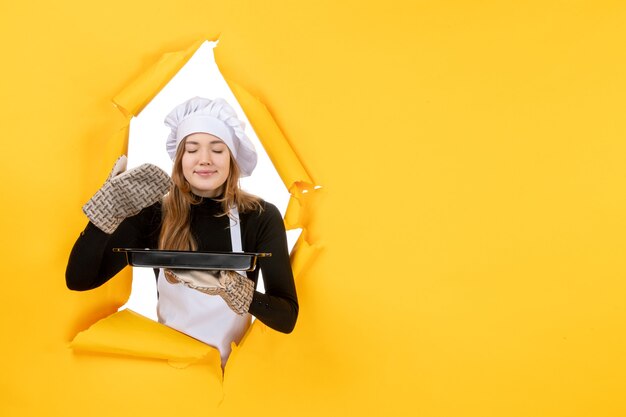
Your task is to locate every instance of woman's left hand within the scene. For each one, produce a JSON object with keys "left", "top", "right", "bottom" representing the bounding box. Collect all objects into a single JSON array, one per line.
[{"left": 164, "top": 269, "right": 254, "bottom": 315}]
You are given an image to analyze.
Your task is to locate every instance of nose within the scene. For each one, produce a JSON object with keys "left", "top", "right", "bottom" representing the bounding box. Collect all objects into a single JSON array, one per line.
[{"left": 199, "top": 148, "right": 212, "bottom": 165}]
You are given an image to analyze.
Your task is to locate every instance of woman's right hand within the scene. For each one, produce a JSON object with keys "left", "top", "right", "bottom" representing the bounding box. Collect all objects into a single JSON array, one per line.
[{"left": 82, "top": 155, "right": 172, "bottom": 234}]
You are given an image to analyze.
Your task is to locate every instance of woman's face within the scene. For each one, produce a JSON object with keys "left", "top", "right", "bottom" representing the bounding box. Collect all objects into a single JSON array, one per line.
[{"left": 181, "top": 133, "right": 231, "bottom": 198}]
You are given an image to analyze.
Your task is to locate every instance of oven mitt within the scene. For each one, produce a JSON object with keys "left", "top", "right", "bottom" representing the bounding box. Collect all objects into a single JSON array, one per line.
[
  {"left": 164, "top": 269, "right": 254, "bottom": 315},
  {"left": 83, "top": 155, "right": 172, "bottom": 234}
]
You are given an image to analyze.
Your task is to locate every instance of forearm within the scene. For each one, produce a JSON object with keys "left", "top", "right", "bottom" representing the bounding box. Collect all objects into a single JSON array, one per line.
[
  {"left": 249, "top": 290, "right": 299, "bottom": 333},
  {"left": 248, "top": 204, "right": 299, "bottom": 333},
  {"left": 66, "top": 222, "right": 123, "bottom": 290},
  {"left": 65, "top": 220, "right": 139, "bottom": 291}
]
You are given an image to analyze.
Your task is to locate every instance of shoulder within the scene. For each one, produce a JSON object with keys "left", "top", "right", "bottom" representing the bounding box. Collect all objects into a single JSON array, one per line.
[
  {"left": 260, "top": 199, "right": 280, "bottom": 215},
  {"left": 242, "top": 199, "right": 284, "bottom": 228},
  {"left": 250, "top": 199, "right": 281, "bottom": 220}
]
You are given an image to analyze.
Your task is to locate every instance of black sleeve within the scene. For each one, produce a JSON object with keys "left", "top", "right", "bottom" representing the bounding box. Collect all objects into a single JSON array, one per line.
[
  {"left": 247, "top": 203, "right": 299, "bottom": 333},
  {"left": 65, "top": 208, "right": 157, "bottom": 291}
]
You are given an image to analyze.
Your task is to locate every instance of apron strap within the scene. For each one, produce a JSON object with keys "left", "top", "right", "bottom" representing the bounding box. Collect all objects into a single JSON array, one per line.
[{"left": 229, "top": 206, "right": 242, "bottom": 253}]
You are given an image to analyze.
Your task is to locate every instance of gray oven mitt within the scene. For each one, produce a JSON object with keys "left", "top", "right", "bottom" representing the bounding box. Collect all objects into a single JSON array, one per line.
[
  {"left": 164, "top": 269, "right": 254, "bottom": 315},
  {"left": 83, "top": 155, "right": 172, "bottom": 234}
]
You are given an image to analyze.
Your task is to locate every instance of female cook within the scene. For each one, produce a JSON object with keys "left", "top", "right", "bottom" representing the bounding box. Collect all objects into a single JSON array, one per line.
[{"left": 66, "top": 97, "right": 298, "bottom": 366}]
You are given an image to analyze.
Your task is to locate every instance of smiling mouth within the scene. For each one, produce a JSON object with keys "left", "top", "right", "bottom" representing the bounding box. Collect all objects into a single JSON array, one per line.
[{"left": 195, "top": 170, "right": 217, "bottom": 176}]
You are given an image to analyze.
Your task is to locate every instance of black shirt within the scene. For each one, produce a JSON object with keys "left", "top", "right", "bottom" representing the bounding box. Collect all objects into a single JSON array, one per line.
[{"left": 66, "top": 197, "right": 298, "bottom": 333}]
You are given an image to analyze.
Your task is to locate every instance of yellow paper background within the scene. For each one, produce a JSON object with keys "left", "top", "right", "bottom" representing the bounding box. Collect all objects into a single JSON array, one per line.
[{"left": 2, "top": 1, "right": 626, "bottom": 416}]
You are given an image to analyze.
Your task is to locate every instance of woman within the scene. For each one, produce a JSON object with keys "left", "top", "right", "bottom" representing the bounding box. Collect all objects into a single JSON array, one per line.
[{"left": 66, "top": 97, "right": 298, "bottom": 366}]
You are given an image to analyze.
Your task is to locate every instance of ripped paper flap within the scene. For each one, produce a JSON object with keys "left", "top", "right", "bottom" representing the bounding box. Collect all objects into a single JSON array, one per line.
[
  {"left": 70, "top": 309, "right": 221, "bottom": 367},
  {"left": 113, "top": 40, "right": 205, "bottom": 117},
  {"left": 227, "top": 80, "right": 314, "bottom": 189}
]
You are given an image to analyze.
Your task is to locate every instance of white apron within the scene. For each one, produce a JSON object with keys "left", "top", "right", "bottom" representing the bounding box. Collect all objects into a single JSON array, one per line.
[{"left": 157, "top": 207, "right": 251, "bottom": 366}]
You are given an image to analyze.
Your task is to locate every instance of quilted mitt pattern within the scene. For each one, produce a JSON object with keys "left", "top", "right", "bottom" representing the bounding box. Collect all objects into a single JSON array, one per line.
[
  {"left": 83, "top": 163, "right": 172, "bottom": 234},
  {"left": 165, "top": 269, "right": 254, "bottom": 315}
]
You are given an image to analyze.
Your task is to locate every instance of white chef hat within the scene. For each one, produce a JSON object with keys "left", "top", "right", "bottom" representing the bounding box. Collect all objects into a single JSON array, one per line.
[{"left": 164, "top": 97, "right": 257, "bottom": 177}]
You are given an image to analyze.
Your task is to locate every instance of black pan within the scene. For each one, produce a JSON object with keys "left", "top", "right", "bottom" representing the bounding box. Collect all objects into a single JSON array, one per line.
[{"left": 113, "top": 248, "right": 271, "bottom": 271}]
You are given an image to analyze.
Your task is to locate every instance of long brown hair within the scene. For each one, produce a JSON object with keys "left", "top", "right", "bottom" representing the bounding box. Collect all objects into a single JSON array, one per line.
[{"left": 158, "top": 138, "right": 262, "bottom": 251}]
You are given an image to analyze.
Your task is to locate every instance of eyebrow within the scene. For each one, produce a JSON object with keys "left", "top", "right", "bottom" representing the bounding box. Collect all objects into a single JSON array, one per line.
[{"left": 185, "top": 140, "right": 225, "bottom": 146}]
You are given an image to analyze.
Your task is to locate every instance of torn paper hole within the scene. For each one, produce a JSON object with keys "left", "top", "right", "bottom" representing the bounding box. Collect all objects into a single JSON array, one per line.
[
  {"left": 72, "top": 39, "right": 321, "bottom": 372},
  {"left": 122, "top": 41, "right": 298, "bottom": 320}
]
